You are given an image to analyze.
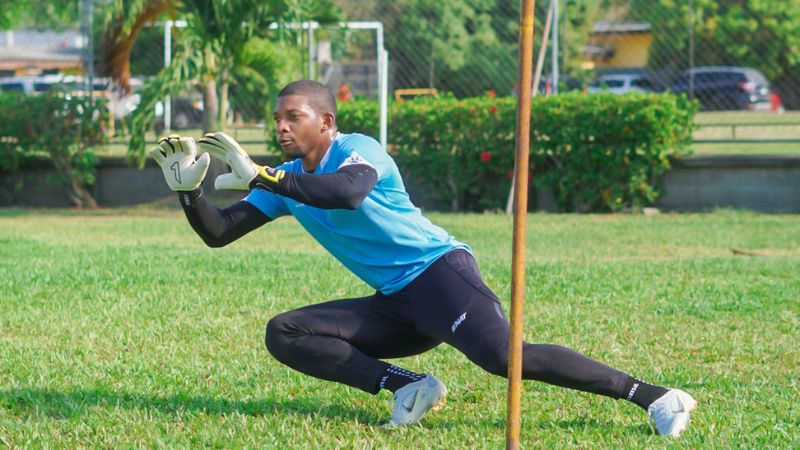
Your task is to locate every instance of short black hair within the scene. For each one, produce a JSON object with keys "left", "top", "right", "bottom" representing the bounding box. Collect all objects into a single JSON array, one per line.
[{"left": 278, "top": 80, "right": 337, "bottom": 116}]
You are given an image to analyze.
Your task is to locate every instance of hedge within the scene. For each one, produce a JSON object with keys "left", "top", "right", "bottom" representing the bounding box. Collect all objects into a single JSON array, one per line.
[
  {"left": 337, "top": 92, "right": 696, "bottom": 212},
  {"left": 0, "top": 91, "right": 108, "bottom": 207}
]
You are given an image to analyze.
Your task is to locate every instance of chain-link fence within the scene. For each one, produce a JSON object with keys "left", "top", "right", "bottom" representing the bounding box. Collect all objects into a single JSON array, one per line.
[
  {"left": 596, "top": 0, "right": 799, "bottom": 112},
  {"left": 342, "top": 0, "right": 799, "bottom": 112},
  {"left": 118, "top": 20, "right": 385, "bottom": 147},
  {"left": 2, "top": 0, "right": 798, "bottom": 148},
  {"left": 338, "top": 0, "right": 800, "bottom": 150}
]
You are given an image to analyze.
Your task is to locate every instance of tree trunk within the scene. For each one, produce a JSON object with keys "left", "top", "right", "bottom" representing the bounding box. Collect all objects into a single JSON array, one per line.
[
  {"left": 54, "top": 153, "right": 97, "bottom": 208},
  {"left": 68, "top": 178, "right": 98, "bottom": 209},
  {"left": 447, "top": 165, "right": 459, "bottom": 211},
  {"left": 202, "top": 80, "right": 219, "bottom": 133},
  {"left": 218, "top": 79, "right": 229, "bottom": 132}
]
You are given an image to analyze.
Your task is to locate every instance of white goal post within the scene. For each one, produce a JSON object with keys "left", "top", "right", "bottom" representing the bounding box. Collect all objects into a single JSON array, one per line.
[
  {"left": 161, "top": 20, "right": 389, "bottom": 150},
  {"left": 269, "top": 21, "right": 389, "bottom": 150}
]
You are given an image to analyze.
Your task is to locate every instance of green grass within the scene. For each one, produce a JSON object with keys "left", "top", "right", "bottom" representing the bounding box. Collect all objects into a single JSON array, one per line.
[
  {"left": 692, "top": 111, "right": 800, "bottom": 155},
  {"left": 1, "top": 209, "right": 798, "bottom": 448},
  {"left": 695, "top": 111, "right": 800, "bottom": 125},
  {"left": 690, "top": 142, "right": 800, "bottom": 155}
]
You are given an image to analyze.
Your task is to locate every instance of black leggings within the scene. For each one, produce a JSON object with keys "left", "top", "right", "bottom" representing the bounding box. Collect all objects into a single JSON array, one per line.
[{"left": 265, "top": 249, "right": 630, "bottom": 397}]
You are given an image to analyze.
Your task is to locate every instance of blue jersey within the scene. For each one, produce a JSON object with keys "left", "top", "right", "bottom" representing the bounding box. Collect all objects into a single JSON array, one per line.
[{"left": 245, "top": 132, "right": 470, "bottom": 294}]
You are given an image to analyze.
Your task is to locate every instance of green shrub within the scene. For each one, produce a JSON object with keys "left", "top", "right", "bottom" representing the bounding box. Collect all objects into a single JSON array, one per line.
[
  {"left": 0, "top": 91, "right": 108, "bottom": 207},
  {"left": 336, "top": 98, "right": 380, "bottom": 137},
  {"left": 530, "top": 92, "right": 696, "bottom": 212},
  {"left": 337, "top": 93, "right": 696, "bottom": 212}
]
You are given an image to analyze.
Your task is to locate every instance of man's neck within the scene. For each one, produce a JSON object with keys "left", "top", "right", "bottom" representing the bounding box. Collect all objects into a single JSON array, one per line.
[{"left": 301, "top": 130, "right": 339, "bottom": 172}]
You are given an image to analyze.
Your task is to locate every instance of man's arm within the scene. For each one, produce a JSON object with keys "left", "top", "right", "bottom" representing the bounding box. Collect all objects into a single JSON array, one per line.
[
  {"left": 257, "top": 164, "right": 377, "bottom": 210},
  {"left": 148, "top": 134, "right": 270, "bottom": 248},
  {"left": 198, "top": 132, "right": 378, "bottom": 210},
  {"left": 178, "top": 188, "right": 270, "bottom": 248}
]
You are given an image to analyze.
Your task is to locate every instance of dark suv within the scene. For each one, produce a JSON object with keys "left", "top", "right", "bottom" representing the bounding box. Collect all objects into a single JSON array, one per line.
[{"left": 671, "top": 66, "right": 772, "bottom": 111}]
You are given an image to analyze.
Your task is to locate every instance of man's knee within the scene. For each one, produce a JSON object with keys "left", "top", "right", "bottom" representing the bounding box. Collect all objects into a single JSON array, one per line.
[
  {"left": 264, "top": 312, "right": 296, "bottom": 362},
  {"left": 471, "top": 346, "right": 509, "bottom": 377}
]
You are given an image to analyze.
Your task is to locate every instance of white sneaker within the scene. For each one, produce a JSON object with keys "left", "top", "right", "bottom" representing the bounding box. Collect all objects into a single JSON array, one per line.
[
  {"left": 647, "top": 389, "right": 697, "bottom": 436},
  {"left": 383, "top": 375, "right": 447, "bottom": 428}
]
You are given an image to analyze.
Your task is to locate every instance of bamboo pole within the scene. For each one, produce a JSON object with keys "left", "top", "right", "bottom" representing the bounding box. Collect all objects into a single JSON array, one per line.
[{"left": 506, "top": 0, "right": 535, "bottom": 448}]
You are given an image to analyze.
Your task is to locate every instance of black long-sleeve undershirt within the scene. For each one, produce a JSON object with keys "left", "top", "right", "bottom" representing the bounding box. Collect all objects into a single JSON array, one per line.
[
  {"left": 255, "top": 163, "right": 378, "bottom": 210},
  {"left": 178, "top": 189, "right": 269, "bottom": 248},
  {"left": 179, "top": 163, "right": 378, "bottom": 247}
]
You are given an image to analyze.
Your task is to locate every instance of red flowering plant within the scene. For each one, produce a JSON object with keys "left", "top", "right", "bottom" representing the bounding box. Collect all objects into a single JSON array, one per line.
[
  {"left": 337, "top": 92, "right": 695, "bottom": 212},
  {"left": 389, "top": 95, "right": 516, "bottom": 211},
  {"left": 338, "top": 95, "right": 515, "bottom": 210}
]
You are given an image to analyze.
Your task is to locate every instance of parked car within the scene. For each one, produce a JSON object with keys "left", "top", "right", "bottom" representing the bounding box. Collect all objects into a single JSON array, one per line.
[
  {"left": 0, "top": 76, "right": 35, "bottom": 93},
  {"left": 670, "top": 66, "right": 772, "bottom": 111},
  {"left": 588, "top": 73, "right": 667, "bottom": 94},
  {"left": 0, "top": 74, "right": 92, "bottom": 94},
  {"left": 0, "top": 75, "right": 142, "bottom": 120}
]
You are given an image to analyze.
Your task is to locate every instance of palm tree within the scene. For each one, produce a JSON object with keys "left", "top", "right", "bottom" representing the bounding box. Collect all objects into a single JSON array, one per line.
[{"left": 100, "top": 0, "right": 337, "bottom": 166}]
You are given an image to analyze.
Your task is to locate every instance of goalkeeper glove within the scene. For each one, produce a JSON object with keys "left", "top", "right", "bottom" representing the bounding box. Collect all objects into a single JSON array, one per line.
[
  {"left": 149, "top": 135, "right": 210, "bottom": 191},
  {"left": 198, "top": 131, "right": 285, "bottom": 191}
]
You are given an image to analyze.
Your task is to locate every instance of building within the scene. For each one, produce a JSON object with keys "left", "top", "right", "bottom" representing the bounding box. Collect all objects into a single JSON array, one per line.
[
  {"left": 583, "top": 21, "right": 653, "bottom": 71},
  {"left": 0, "top": 29, "right": 84, "bottom": 77}
]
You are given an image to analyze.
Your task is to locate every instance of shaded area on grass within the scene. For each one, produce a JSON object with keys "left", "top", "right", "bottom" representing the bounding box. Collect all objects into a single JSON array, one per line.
[
  {"left": 0, "top": 387, "right": 382, "bottom": 424},
  {"left": 0, "top": 387, "right": 659, "bottom": 436}
]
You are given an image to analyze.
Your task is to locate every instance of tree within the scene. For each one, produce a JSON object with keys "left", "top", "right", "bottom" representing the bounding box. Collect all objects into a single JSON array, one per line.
[
  {"left": 0, "top": 1, "right": 79, "bottom": 30},
  {"left": 382, "top": 0, "right": 520, "bottom": 97},
  {"left": 100, "top": 0, "right": 338, "bottom": 165},
  {"left": 0, "top": 91, "right": 107, "bottom": 208},
  {"left": 334, "top": 0, "right": 602, "bottom": 98}
]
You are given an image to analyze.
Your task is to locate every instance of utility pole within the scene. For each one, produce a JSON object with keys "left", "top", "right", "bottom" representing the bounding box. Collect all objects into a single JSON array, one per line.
[
  {"left": 82, "top": 0, "right": 94, "bottom": 105},
  {"left": 551, "top": 0, "right": 559, "bottom": 94},
  {"left": 689, "top": 0, "right": 695, "bottom": 99}
]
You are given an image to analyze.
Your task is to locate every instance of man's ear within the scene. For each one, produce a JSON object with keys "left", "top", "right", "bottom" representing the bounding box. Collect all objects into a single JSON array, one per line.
[{"left": 321, "top": 112, "right": 335, "bottom": 132}]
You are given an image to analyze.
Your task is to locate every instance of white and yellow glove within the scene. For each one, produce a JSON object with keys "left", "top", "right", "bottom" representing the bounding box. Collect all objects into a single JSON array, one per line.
[
  {"left": 149, "top": 135, "right": 210, "bottom": 191},
  {"left": 198, "top": 131, "right": 284, "bottom": 191}
]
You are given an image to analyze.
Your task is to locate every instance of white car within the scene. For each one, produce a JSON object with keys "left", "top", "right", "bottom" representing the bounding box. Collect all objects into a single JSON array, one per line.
[
  {"left": 588, "top": 74, "right": 665, "bottom": 94},
  {"left": 0, "top": 75, "right": 142, "bottom": 120}
]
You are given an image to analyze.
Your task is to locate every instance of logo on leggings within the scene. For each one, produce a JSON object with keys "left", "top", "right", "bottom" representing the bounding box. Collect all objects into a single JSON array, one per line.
[
  {"left": 627, "top": 382, "right": 640, "bottom": 400},
  {"left": 451, "top": 312, "right": 467, "bottom": 333}
]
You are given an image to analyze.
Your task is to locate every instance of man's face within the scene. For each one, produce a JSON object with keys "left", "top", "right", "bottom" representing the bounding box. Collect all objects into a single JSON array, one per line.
[{"left": 273, "top": 94, "right": 327, "bottom": 160}]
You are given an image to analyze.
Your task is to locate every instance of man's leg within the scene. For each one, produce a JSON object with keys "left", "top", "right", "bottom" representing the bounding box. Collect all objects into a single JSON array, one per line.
[
  {"left": 404, "top": 249, "right": 692, "bottom": 426},
  {"left": 264, "top": 295, "right": 441, "bottom": 394}
]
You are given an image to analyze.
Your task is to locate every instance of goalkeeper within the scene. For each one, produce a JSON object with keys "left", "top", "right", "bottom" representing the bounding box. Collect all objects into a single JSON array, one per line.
[{"left": 150, "top": 80, "right": 695, "bottom": 435}]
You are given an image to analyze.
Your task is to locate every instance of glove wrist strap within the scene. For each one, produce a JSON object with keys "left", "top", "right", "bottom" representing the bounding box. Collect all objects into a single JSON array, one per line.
[
  {"left": 249, "top": 166, "right": 286, "bottom": 191},
  {"left": 178, "top": 187, "right": 203, "bottom": 208}
]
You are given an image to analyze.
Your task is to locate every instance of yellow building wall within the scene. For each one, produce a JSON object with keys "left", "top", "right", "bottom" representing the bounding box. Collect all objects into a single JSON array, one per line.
[{"left": 589, "top": 33, "right": 653, "bottom": 69}]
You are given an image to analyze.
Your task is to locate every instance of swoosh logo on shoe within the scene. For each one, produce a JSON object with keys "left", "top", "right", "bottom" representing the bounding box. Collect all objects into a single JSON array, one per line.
[
  {"left": 672, "top": 396, "right": 686, "bottom": 413},
  {"left": 402, "top": 392, "right": 417, "bottom": 410}
]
